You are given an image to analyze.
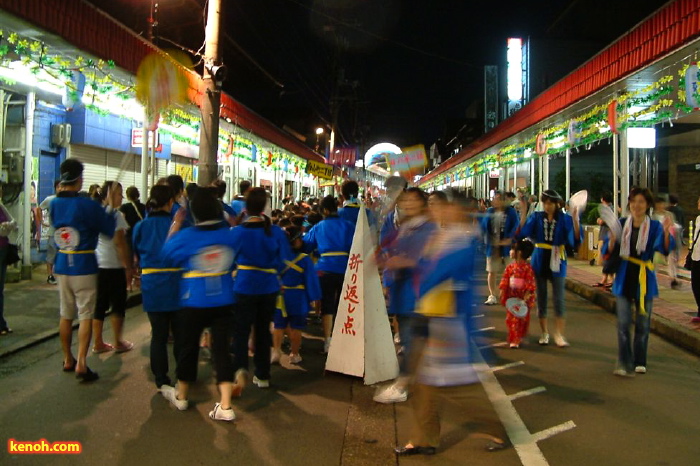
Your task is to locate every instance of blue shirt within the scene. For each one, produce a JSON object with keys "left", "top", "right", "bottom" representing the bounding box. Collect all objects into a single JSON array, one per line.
[
  {"left": 604, "top": 217, "right": 672, "bottom": 301},
  {"left": 230, "top": 222, "right": 294, "bottom": 295},
  {"left": 303, "top": 215, "right": 355, "bottom": 274},
  {"left": 480, "top": 206, "right": 519, "bottom": 258},
  {"left": 280, "top": 253, "right": 322, "bottom": 316},
  {"left": 171, "top": 202, "right": 194, "bottom": 229},
  {"left": 338, "top": 203, "right": 376, "bottom": 230},
  {"left": 230, "top": 198, "right": 246, "bottom": 217},
  {"left": 50, "top": 192, "right": 116, "bottom": 276},
  {"left": 162, "top": 223, "right": 237, "bottom": 308},
  {"left": 417, "top": 234, "right": 477, "bottom": 321},
  {"left": 133, "top": 211, "right": 181, "bottom": 312},
  {"left": 386, "top": 219, "right": 436, "bottom": 315},
  {"left": 517, "top": 211, "right": 579, "bottom": 278}
]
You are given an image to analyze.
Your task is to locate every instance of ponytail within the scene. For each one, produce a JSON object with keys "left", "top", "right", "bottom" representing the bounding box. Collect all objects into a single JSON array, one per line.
[{"left": 147, "top": 185, "right": 174, "bottom": 210}]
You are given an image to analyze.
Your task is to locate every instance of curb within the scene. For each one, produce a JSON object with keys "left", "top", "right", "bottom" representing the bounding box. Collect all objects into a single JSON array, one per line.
[
  {"left": 0, "top": 292, "right": 143, "bottom": 359},
  {"left": 565, "top": 278, "right": 700, "bottom": 357}
]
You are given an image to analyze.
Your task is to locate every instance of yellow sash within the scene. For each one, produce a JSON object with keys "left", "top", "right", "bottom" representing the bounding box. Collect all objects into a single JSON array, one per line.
[
  {"left": 59, "top": 249, "right": 95, "bottom": 254},
  {"left": 621, "top": 256, "right": 654, "bottom": 315},
  {"left": 141, "top": 268, "right": 182, "bottom": 275},
  {"left": 182, "top": 271, "right": 228, "bottom": 279},
  {"left": 283, "top": 285, "right": 305, "bottom": 290},
  {"left": 321, "top": 251, "right": 349, "bottom": 257},
  {"left": 534, "top": 243, "right": 566, "bottom": 259},
  {"left": 236, "top": 265, "right": 277, "bottom": 274},
  {"left": 415, "top": 279, "right": 457, "bottom": 318}
]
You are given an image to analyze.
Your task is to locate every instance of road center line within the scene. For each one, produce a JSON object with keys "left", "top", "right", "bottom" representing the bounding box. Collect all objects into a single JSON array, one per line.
[{"left": 476, "top": 326, "right": 496, "bottom": 333}]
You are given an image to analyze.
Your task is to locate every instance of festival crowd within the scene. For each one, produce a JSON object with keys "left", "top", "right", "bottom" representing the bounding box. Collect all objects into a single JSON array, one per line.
[{"left": 6, "top": 155, "right": 697, "bottom": 456}]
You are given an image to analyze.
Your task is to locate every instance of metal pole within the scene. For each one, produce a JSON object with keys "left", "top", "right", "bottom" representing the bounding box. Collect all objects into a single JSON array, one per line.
[
  {"left": 543, "top": 154, "right": 550, "bottom": 191},
  {"left": 140, "top": 119, "right": 148, "bottom": 198},
  {"left": 565, "top": 148, "right": 571, "bottom": 199},
  {"left": 530, "top": 158, "right": 535, "bottom": 194},
  {"left": 620, "top": 129, "right": 630, "bottom": 216},
  {"left": 150, "top": 133, "right": 156, "bottom": 188},
  {"left": 22, "top": 92, "right": 35, "bottom": 278},
  {"left": 198, "top": 0, "right": 222, "bottom": 186},
  {"left": 613, "top": 133, "right": 619, "bottom": 213}
]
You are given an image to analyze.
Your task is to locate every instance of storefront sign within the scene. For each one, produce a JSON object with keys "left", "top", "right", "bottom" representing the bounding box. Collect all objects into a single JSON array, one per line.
[
  {"left": 131, "top": 128, "right": 160, "bottom": 148},
  {"left": 306, "top": 159, "right": 334, "bottom": 180}
]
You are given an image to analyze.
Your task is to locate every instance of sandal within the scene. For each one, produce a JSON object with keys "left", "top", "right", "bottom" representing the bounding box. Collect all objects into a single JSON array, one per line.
[
  {"left": 115, "top": 341, "right": 134, "bottom": 353},
  {"left": 592, "top": 283, "right": 607, "bottom": 288},
  {"left": 62, "top": 359, "right": 77, "bottom": 372},
  {"left": 92, "top": 343, "right": 115, "bottom": 354},
  {"left": 76, "top": 368, "right": 99, "bottom": 383},
  {"left": 0, "top": 327, "right": 13, "bottom": 336}
]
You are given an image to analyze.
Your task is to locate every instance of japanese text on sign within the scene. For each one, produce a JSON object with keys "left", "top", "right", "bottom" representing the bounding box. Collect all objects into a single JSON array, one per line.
[
  {"left": 341, "top": 253, "right": 363, "bottom": 336},
  {"left": 305, "top": 159, "right": 334, "bottom": 180}
]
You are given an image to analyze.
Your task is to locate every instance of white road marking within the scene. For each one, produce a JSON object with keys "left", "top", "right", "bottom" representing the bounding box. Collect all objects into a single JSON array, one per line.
[
  {"left": 475, "top": 350, "right": 577, "bottom": 466},
  {"left": 476, "top": 326, "right": 496, "bottom": 333},
  {"left": 531, "top": 421, "right": 577, "bottom": 443},
  {"left": 491, "top": 361, "right": 525, "bottom": 372},
  {"left": 475, "top": 362, "right": 551, "bottom": 466},
  {"left": 473, "top": 314, "right": 485, "bottom": 318},
  {"left": 508, "top": 386, "right": 547, "bottom": 401},
  {"left": 478, "top": 341, "right": 508, "bottom": 350}
]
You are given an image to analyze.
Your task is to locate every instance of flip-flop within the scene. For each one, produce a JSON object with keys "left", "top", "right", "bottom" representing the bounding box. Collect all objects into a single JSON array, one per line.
[
  {"left": 92, "top": 343, "right": 115, "bottom": 354},
  {"left": 115, "top": 341, "right": 134, "bottom": 353},
  {"left": 592, "top": 283, "right": 606, "bottom": 287},
  {"left": 62, "top": 360, "right": 77, "bottom": 372},
  {"left": 76, "top": 368, "right": 99, "bottom": 383}
]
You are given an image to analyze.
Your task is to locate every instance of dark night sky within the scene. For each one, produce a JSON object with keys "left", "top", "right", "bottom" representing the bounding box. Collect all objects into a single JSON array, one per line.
[{"left": 86, "top": 0, "right": 668, "bottom": 150}]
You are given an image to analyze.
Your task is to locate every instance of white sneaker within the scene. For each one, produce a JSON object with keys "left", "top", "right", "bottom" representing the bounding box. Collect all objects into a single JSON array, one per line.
[
  {"left": 373, "top": 384, "right": 408, "bottom": 404},
  {"left": 484, "top": 295, "right": 498, "bottom": 305},
  {"left": 509, "top": 342, "right": 519, "bottom": 349},
  {"left": 209, "top": 403, "right": 236, "bottom": 422},
  {"left": 253, "top": 376, "right": 270, "bottom": 388},
  {"left": 324, "top": 338, "right": 331, "bottom": 354},
  {"left": 635, "top": 366, "right": 647, "bottom": 374},
  {"left": 613, "top": 369, "right": 635, "bottom": 378},
  {"left": 554, "top": 334, "right": 570, "bottom": 347},
  {"left": 271, "top": 349, "right": 281, "bottom": 364},
  {"left": 161, "top": 385, "right": 188, "bottom": 411},
  {"left": 538, "top": 333, "right": 550, "bottom": 345},
  {"left": 289, "top": 353, "right": 302, "bottom": 364}
]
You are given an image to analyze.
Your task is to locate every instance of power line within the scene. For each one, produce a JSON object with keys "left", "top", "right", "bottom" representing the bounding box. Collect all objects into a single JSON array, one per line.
[{"left": 282, "top": 0, "right": 482, "bottom": 69}]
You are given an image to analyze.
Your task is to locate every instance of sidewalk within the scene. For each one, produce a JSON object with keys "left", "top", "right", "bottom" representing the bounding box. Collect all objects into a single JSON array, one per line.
[
  {"left": 0, "top": 266, "right": 141, "bottom": 358},
  {"left": 565, "top": 255, "right": 700, "bottom": 356}
]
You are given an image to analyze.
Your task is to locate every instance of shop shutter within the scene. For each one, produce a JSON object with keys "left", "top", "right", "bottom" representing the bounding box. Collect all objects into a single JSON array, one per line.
[
  {"left": 69, "top": 144, "right": 144, "bottom": 190},
  {"left": 68, "top": 144, "right": 107, "bottom": 189}
]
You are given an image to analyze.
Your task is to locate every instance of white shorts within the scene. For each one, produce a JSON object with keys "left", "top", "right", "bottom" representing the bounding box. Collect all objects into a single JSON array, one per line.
[
  {"left": 56, "top": 274, "right": 98, "bottom": 321},
  {"left": 486, "top": 256, "right": 511, "bottom": 274}
]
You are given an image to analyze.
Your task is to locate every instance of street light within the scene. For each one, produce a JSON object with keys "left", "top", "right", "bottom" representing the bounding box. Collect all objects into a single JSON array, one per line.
[{"left": 315, "top": 127, "right": 324, "bottom": 152}]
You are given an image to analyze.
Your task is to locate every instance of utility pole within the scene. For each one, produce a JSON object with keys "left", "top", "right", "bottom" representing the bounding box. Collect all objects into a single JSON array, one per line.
[{"left": 198, "top": 0, "right": 223, "bottom": 186}]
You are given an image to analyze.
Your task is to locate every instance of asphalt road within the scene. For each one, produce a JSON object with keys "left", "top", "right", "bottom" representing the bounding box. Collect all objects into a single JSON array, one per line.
[{"left": 1, "top": 262, "right": 699, "bottom": 465}]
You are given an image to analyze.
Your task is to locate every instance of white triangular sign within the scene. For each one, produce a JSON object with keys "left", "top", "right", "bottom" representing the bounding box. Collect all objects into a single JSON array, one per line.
[{"left": 325, "top": 204, "right": 399, "bottom": 385}]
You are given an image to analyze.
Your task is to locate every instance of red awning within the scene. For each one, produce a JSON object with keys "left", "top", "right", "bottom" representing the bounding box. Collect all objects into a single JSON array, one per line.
[
  {"left": 0, "top": 0, "right": 323, "bottom": 162},
  {"left": 421, "top": 0, "right": 700, "bottom": 183}
]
